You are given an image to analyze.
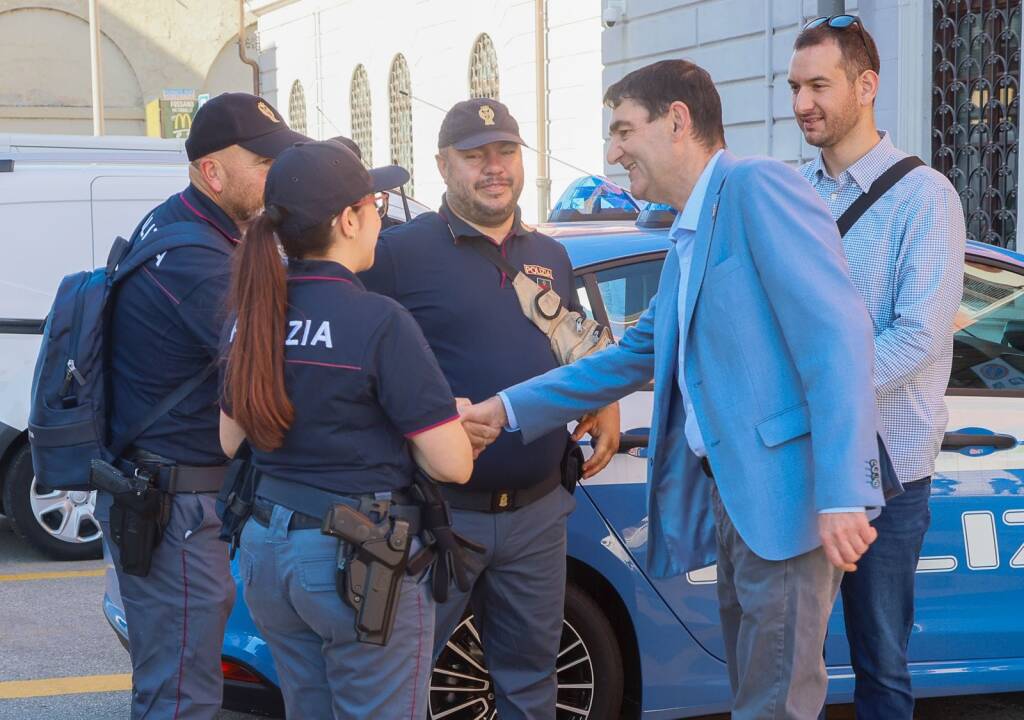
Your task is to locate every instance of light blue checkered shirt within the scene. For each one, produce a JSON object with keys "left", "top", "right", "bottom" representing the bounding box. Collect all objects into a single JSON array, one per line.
[{"left": 800, "top": 132, "right": 966, "bottom": 484}]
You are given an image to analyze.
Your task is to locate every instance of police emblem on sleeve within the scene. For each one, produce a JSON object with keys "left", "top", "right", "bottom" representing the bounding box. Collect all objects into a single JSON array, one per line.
[
  {"left": 479, "top": 105, "right": 496, "bottom": 126},
  {"left": 524, "top": 264, "right": 554, "bottom": 290},
  {"left": 257, "top": 101, "right": 280, "bottom": 123}
]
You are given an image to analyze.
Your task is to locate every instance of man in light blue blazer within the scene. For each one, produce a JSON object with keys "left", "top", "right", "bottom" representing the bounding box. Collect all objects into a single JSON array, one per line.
[{"left": 463, "top": 60, "right": 901, "bottom": 718}]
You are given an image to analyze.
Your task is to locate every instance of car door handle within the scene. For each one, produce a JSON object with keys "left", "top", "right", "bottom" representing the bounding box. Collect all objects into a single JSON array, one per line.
[
  {"left": 617, "top": 432, "right": 650, "bottom": 453},
  {"left": 941, "top": 432, "right": 1018, "bottom": 451}
]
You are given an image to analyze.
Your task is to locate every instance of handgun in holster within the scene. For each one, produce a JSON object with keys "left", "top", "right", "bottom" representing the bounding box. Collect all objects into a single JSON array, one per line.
[
  {"left": 321, "top": 501, "right": 410, "bottom": 646},
  {"left": 91, "top": 458, "right": 170, "bottom": 577},
  {"left": 216, "top": 444, "right": 256, "bottom": 560}
]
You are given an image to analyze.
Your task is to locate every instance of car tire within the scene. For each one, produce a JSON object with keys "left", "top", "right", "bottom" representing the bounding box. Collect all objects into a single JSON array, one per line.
[
  {"left": 429, "top": 581, "right": 624, "bottom": 719},
  {"left": 2, "top": 443, "right": 102, "bottom": 560},
  {"left": 562, "top": 582, "right": 624, "bottom": 720}
]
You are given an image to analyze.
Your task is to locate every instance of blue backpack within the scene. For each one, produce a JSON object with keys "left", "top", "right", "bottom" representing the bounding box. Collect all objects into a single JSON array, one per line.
[{"left": 28, "top": 223, "right": 228, "bottom": 490}]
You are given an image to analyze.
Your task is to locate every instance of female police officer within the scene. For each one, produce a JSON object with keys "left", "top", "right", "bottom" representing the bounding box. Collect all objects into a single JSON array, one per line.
[{"left": 219, "top": 140, "right": 472, "bottom": 719}]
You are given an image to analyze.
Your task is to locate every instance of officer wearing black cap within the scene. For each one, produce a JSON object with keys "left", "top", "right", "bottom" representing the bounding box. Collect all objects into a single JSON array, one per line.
[
  {"left": 98, "top": 92, "right": 307, "bottom": 720},
  {"left": 219, "top": 141, "right": 473, "bottom": 718},
  {"left": 360, "top": 98, "right": 620, "bottom": 719}
]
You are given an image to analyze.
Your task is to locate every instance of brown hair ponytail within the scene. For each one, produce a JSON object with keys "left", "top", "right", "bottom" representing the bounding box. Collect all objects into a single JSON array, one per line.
[{"left": 224, "top": 212, "right": 294, "bottom": 451}]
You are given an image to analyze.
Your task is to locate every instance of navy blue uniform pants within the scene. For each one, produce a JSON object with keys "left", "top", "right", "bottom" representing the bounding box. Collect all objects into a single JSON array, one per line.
[
  {"left": 432, "top": 485, "right": 576, "bottom": 720},
  {"left": 238, "top": 503, "right": 434, "bottom": 719},
  {"left": 839, "top": 477, "right": 931, "bottom": 719},
  {"left": 101, "top": 493, "right": 235, "bottom": 720}
]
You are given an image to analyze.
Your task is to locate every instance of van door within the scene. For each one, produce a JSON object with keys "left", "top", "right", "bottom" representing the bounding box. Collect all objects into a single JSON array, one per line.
[{"left": 90, "top": 173, "right": 187, "bottom": 264}]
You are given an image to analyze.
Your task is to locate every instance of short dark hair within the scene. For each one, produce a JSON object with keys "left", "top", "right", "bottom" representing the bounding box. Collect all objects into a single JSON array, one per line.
[
  {"left": 603, "top": 59, "right": 725, "bottom": 148},
  {"left": 794, "top": 21, "right": 880, "bottom": 81}
]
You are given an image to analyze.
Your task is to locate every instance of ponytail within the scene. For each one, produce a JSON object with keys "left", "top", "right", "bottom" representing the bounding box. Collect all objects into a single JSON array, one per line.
[{"left": 225, "top": 213, "right": 294, "bottom": 451}]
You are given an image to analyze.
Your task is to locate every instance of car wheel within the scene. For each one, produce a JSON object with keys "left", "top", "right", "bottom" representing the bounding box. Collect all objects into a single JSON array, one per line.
[
  {"left": 429, "top": 582, "right": 624, "bottom": 719},
  {"left": 2, "top": 444, "right": 102, "bottom": 560}
]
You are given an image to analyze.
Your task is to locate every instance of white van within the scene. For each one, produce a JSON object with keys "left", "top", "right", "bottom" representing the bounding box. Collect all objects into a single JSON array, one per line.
[{"left": 0, "top": 134, "right": 188, "bottom": 559}]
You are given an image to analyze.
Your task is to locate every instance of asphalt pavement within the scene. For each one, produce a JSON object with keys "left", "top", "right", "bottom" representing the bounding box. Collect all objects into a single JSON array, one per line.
[{"left": 1, "top": 514, "right": 1022, "bottom": 719}]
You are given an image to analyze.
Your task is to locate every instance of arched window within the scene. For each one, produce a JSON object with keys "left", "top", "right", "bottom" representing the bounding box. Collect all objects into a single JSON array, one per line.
[
  {"left": 388, "top": 54, "right": 414, "bottom": 195},
  {"left": 350, "top": 65, "right": 373, "bottom": 166},
  {"left": 468, "top": 33, "right": 500, "bottom": 100},
  {"left": 288, "top": 80, "right": 307, "bottom": 135}
]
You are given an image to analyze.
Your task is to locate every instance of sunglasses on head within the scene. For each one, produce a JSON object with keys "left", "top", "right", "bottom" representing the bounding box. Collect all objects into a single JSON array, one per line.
[{"left": 803, "top": 14, "right": 871, "bottom": 56}]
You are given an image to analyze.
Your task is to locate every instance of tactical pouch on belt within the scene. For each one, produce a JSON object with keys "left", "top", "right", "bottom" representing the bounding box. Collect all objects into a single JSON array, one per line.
[
  {"left": 561, "top": 438, "right": 585, "bottom": 495},
  {"left": 465, "top": 237, "right": 614, "bottom": 364},
  {"left": 216, "top": 442, "right": 257, "bottom": 560},
  {"left": 321, "top": 500, "right": 411, "bottom": 646},
  {"left": 92, "top": 459, "right": 170, "bottom": 577}
]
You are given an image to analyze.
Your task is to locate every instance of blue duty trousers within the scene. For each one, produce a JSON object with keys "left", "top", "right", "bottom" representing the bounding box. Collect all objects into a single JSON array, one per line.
[
  {"left": 101, "top": 493, "right": 235, "bottom": 720},
  {"left": 432, "top": 484, "right": 576, "bottom": 720},
  {"left": 237, "top": 502, "right": 434, "bottom": 720},
  {"left": 839, "top": 477, "right": 932, "bottom": 719}
]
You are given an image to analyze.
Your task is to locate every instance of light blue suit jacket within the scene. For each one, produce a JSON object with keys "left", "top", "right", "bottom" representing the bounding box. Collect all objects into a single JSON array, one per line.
[{"left": 504, "top": 152, "right": 899, "bottom": 578}]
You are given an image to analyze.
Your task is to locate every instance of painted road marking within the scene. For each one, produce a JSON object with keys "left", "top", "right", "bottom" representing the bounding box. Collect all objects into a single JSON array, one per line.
[
  {"left": 0, "top": 674, "right": 131, "bottom": 699},
  {"left": 0, "top": 569, "right": 104, "bottom": 582}
]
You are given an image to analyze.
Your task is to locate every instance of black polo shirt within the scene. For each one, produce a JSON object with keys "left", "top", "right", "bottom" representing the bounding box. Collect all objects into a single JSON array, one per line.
[
  {"left": 360, "top": 196, "right": 581, "bottom": 492},
  {"left": 108, "top": 184, "right": 238, "bottom": 466},
  {"left": 223, "top": 259, "right": 458, "bottom": 495}
]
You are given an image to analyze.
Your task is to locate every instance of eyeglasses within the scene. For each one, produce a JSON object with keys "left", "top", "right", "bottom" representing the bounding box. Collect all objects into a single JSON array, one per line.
[
  {"left": 351, "top": 192, "right": 390, "bottom": 219},
  {"left": 803, "top": 14, "right": 871, "bottom": 55}
]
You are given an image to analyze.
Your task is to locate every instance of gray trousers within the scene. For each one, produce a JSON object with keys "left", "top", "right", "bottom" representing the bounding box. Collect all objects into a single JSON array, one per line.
[
  {"left": 238, "top": 503, "right": 435, "bottom": 720},
  {"left": 433, "top": 484, "right": 576, "bottom": 720},
  {"left": 711, "top": 485, "right": 842, "bottom": 720},
  {"left": 101, "top": 493, "right": 235, "bottom": 720}
]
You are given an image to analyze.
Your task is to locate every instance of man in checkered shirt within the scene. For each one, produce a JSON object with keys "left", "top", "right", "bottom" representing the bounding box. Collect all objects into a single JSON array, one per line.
[{"left": 789, "top": 16, "right": 966, "bottom": 720}]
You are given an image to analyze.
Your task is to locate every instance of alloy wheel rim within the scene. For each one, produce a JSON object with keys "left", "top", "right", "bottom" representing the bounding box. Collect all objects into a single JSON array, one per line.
[
  {"left": 429, "top": 614, "right": 595, "bottom": 720},
  {"left": 29, "top": 477, "right": 102, "bottom": 544}
]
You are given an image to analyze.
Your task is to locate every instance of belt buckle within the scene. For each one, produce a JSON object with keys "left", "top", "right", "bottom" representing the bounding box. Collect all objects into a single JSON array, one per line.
[{"left": 491, "top": 490, "right": 514, "bottom": 513}]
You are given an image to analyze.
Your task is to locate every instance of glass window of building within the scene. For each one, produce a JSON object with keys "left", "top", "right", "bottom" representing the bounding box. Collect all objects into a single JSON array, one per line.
[
  {"left": 350, "top": 64, "right": 373, "bottom": 166},
  {"left": 288, "top": 80, "right": 307, "bottom": 136},
  {"left": 388, "top": 54, "right": 414, "bottom": 195},
  {"left": 469, "top": 33, "right": 500, "bottom": 100}
]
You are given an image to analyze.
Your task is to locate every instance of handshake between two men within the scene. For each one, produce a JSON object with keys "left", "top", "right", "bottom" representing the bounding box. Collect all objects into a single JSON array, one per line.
[
  {"left": 456, "top": 396, "right": 621, "bottom": 481},
  {"left": 455, "top": 394, "right": 877, "bottom": 575}
]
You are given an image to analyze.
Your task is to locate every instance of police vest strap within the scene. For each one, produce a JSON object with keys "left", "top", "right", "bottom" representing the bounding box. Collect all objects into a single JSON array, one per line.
[
  {"left": 255, "top": 474, "right": 421, "bottom": 532},
  {"left": 462, "top": 236, "right": 615, "bottom": 365}
]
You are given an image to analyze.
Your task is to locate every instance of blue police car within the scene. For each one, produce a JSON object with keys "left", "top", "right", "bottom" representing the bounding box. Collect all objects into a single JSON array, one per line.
[{"left": 105, "top": 180, "right": 1024, "bottom": 719}]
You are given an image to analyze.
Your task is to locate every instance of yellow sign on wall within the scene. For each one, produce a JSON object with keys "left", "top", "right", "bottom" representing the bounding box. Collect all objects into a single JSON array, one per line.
[{"left": 145, "top": 89, "right": 198, "bottom": 139}]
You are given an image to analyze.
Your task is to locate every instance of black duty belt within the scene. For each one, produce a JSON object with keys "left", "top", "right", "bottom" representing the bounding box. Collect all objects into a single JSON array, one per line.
[
  {"left": 125, "top": 449, "right": 227, "bottom": 494},
  {"left": 441, "top": 472, "right": 561, "bottom": 513},
  {"left": 253, "top": 474, "right": 421, "bottom": 533}
]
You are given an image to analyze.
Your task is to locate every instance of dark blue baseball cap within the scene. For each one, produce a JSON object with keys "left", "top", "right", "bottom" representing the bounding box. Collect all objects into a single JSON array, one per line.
[
  {"left": 264, "top": 141, "right": 409, "bottom": 237},
  {"left": 437, "top": 98, "right": 526, "bottom": 150},
  {"left": 185, "top": 92, "right": 309, "bottom": 161}
]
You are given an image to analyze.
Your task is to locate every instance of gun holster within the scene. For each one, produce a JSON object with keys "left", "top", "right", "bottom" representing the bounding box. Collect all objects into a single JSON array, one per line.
[
  {"left": 407, "top": 471, "right": 486, "bottom": 603},
  {"left": 94, "top": 459, "right": 171, "bottom": 578},
  {"left": 321, "top": 499, "right": 411, "bottom": 646},
  {"left": 216, "top": 443, "right": 256, "bottom": 560},
  {"left": 561, "top": 438, "right": 585, "bottom": 495}
]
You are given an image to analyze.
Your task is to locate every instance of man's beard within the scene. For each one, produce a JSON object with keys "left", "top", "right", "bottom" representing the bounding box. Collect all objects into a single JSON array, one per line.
[
  {"left": 448, "top": 182, "right": 521, "bottom": 226},
  {"left": 806, "top": 98, "right": 861, "bottom": 149}
]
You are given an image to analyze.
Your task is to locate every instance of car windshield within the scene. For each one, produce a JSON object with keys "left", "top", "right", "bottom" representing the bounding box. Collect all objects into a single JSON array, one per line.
[{"left": 548, "top": 175, "right": 639, "bottom": 222}]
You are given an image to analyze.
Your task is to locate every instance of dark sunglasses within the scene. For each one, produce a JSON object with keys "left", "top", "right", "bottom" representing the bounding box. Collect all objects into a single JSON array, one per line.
[{"left": 803, "top": 14, "right": 871, "bottom": 56}]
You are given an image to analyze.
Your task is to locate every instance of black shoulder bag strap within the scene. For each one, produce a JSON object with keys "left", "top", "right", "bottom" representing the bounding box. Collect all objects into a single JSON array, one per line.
[
  {"left": 835, "top": 156, "right": 924, "bottom": 237},
  {"left": 463, "top": 235, "right": 522, "bottom": 279},
  {"left": 107, "top": 221, "right": 230, "bottom": 459},
  {"left": 109, "top": 364, "right": 217, "bottom": 459}
]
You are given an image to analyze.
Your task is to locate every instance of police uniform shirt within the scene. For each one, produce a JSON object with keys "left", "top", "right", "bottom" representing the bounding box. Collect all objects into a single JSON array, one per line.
[
  {"left": 108, "top": 184, "right": 238, "bottom": 466},
  {"left": 222, "top": 258, "right": 458, "bottom": 495},
  {"left": 360, "top": 197, "right": 583, "bottom": 492}
]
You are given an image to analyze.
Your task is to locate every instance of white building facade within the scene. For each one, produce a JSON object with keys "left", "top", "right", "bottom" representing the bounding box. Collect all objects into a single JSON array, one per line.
[
  {"left": 601, "top": 0, "right": 1020, "bottom": 248},
  {"left": 250, "top": 0, "right": 606, "bottom": 224}
]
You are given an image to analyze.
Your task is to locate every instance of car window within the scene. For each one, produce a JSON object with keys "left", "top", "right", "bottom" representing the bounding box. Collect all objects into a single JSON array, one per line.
[
  {"left": 950, "top": 259, "right": 1024, "bottom": 391},
  {"left": 591, "top": 260, "right": 662, "bottom": 340}
]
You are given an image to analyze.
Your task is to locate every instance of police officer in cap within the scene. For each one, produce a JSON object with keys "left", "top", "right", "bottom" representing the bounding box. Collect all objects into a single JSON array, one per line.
[
  {"left": 219, "top": 140, "right": 473, "bottom": 718},
  {"left": 98, "top": 92, "right": 306, "bottom": 719},
  {"left": 360, "top": 99, "right": 620, "bottom": 718}
]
